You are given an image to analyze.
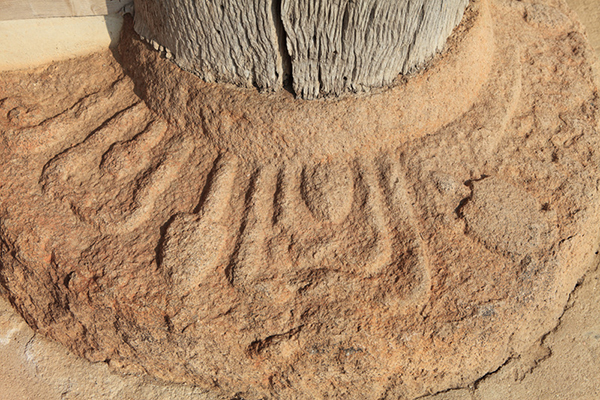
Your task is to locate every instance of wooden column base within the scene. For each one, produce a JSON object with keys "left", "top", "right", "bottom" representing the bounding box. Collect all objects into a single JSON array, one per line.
[{"left": 0, "top": 0, "right": 598, "bottom": 398}]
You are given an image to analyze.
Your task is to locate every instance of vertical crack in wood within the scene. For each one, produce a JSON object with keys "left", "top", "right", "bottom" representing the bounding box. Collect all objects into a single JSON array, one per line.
[
  {"left": 132, "top": 0, "right": 469, "bottom": 99},
  {"left": 271, "top": 0, "right": 294, "bottom": 91}
]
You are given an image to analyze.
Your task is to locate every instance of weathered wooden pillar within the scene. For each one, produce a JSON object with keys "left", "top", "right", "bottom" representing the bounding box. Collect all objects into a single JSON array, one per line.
[{"left": 133, "top": 0, "right": 469, "bottom": 99}]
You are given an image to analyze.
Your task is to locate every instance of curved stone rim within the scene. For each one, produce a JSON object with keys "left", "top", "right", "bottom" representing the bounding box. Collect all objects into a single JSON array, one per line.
[{"left": 121, "top": 0, "right": 493, "bottom": 162}]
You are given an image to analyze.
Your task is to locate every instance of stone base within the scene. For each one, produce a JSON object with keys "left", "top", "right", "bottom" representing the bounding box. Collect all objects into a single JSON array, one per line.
[{"left": 0, "top": 0, "right": 599, "bottom": 398}]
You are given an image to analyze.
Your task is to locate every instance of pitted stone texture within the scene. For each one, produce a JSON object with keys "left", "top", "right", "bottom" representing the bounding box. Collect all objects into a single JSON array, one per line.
[
  {"left": 460, "top": 177, "right": 557, "bottom": 259},
  {"left": 0, "top": 0, "right": 599, "bottom": 399}
]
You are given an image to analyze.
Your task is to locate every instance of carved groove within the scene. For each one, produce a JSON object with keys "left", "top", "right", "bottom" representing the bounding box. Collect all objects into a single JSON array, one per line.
[{"left": 162, "top": 155, "right": 238, "bottom": 292}]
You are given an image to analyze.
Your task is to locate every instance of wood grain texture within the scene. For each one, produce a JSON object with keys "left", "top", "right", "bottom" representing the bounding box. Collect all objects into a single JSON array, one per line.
[
  {"left": 134, "top": 0, "right": 283, "bottom": 92},
  {"left": 0, "top": 0, "right": 132, "bottom": 20},
  {"left": 281, "top": 0, "right": 469, "bottom": 98},
  {"left": 133, "top": 0, "right": 469, "bottom": 99}
]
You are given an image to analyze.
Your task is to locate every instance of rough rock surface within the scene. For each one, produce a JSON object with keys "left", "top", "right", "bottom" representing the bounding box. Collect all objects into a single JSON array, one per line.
[
  {"left": 2, "top": 259, "right": 599, "bottom": 400},
  {"left": 0, "top": 0, "right": 599, "bottom": 399}
]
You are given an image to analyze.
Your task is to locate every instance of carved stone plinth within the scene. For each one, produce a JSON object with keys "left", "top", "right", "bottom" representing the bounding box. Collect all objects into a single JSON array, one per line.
[{"left": 0, "top": 0, "right": 599, "bottom": 399}]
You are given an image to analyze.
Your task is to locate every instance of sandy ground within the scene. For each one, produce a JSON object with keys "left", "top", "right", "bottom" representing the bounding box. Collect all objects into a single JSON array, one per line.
[{"left": 0, "top": 1, "right": 599, "bottom": 399}]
